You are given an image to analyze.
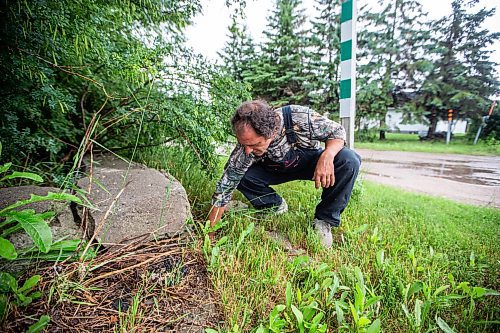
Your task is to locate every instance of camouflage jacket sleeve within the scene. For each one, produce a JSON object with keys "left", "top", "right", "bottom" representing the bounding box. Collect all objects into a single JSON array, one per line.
[{"left": 211, "top": 144, "right": 256, "bottom": 207}]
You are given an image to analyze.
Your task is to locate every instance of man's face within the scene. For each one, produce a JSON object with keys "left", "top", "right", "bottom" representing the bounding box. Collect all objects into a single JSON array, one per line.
[{"left": 237, "top": 125, "right": 273, "bottom": 156}]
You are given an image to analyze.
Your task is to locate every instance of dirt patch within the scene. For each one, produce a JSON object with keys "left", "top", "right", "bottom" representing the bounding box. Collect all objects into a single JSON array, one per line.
[{"left": 3, "top": 238, "right": 222, "bottom": 332}]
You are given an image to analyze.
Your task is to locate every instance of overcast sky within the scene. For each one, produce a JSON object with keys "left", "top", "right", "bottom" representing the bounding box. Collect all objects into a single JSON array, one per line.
[{"left": 185, "top": 0, "right": 500, "bottom": 72}]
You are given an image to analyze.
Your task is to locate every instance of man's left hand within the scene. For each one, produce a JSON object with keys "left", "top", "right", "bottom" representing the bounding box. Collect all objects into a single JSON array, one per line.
[{"left": 312, "top": 139, "right": 344, "bottom": 189}]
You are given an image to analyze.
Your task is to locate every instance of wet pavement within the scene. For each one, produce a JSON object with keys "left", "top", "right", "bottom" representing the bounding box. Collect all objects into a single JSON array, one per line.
[{"left": 355, "top": 149, "right": 500, "bottom": 208}]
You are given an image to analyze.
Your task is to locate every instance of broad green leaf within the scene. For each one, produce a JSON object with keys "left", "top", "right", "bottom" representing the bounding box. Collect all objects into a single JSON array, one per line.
[
  {"left": 291, "top": 305, "right": 304, "bottom": 332},
  {"left": 354, "top": 284, "right": 365, "bottom": 309},
  {"left": 30, "top": 291, "right": 42, "bottom": 300},
  {"left": 0, "top": 237, "right": 17, "bottom": 260},
  {"left": 355, "top": 267, "right": 365, "bottom": 292},
  {"left": 483, "top": 289, "right": 500, "bottom": 296},
  {"left": 302, "top": 304, "right": 317, "bottom": 322},
  {"left": 7, "top": 210, "right": 52, "bottom": 253},
  {"left": 26, "top": 315, "right": 50, "bottom": 333},
  {"left": 0, "top": 162, "right": 12, "bottom": 174},
  {"left": 311, "top": 312, "right": 324, "bottom": 326},
  {"left": 335, "top": 301, "right": 344, "bottom": 325},
  {"left": 358, "top": 316, "right": 371, "bottom": 327},
  {"left": 18, "top": 275, "right": 41, "bottom": 294},
  {"left": 321, "top": 277, "right": 333, "bottom": 290},
  {"left": 0, "top": 272, "right": 17, "bottom": 292},
  {"left": 0, "top": 172, "right": 43, "bottom": 183},
  {"left": 376, "top": 249, "right": 384, "bottom": 266},
  {"left": 434, "top": 285, "right": 449, "bottom": 297},
  {"left": 210, "top": 246, "right": 220, "bottom": 268},
  {"left": 471, "top": 287, "right": 486, "bottom": 299},
  {"left": 436, "top": 316, "right": 455, "bottom": 333},
  {"left": 216, "top": 236, "right": 228, "bottom": 247},
  {"left": 316, "top": 263, "right": 329, "bottom": 275},
  {"left": 366, "top": 318, "right": 381, "bottom": 333},
  {"left": 271, "top": 304, "right": 285, "bottom": 315},
  {"left": 0, "top": 192, "right": 82, "bottom": 215},
  {"left": 407, "top": 281, "right": 423, "bottom": 298},
  {"left": 292, "top": 255, "right": 310, "bottom": 267},
  {"left": 349, "top": 301, "right": 358, "bottom": 323},
  {"left": 235, "top": 223, "right": 254, "bottom": 252},
  {"left": 366, "top": 295, "right": 382, "bottom": 308},
  {"left": 415, "top": 299, "right": 422, "bottom": 327},
  {"left": 421, "top": 300, "right": 432, "bottom": 327},
  {"left": 18, "top": 295, "right": 32, "bottom": 306},
  {"left": 255, "top": 324, "right": 265, "bottom": 333},
  {"left": 331, "top": 274, "right": 340, "bottom": 294},
  {"left": 205, "top": 329, "right": 219, "bottom": 333},
  {"left": 401, "top": 304, "right": 410, "bottom": 319}
]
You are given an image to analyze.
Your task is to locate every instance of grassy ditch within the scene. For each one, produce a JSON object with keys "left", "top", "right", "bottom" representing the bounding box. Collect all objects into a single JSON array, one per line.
[
  {"left": 137, "top": 146, "right": 500, "bottom": 332},
  {"left": 356, "top": 133, "right": 499, "bottom": 156}
]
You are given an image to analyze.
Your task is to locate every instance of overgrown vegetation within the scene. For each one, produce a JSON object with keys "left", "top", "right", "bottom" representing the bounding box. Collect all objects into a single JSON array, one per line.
[
  {"left": 0, "top": 0, "right": 249, "bottom": 179},
  {"left": 136, "top": 146, "right": 499, "bottom": 332},
  {"left": 0, "top": 144, "right": 90, "bottom": 329}
]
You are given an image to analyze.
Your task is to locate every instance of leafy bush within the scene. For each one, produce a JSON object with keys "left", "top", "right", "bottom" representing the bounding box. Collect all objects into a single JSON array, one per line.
[
  {"left": 0, "top": 0, "right": 250, "bottom": 177},
  {"left": 355, "top": 128, "right": 378, "bottom": 142}
]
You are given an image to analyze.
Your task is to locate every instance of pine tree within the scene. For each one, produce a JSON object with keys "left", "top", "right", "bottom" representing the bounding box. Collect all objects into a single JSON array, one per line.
[
  {"left": 416, "top": 0, "right": 499, "bottom": 138},
  {"left": 218, "top": 4, "right": 257, "bottom": 83},
  {"left": 357, "top": 0, "right": 430, "bottom": 139},
  {"left": 306, "top": 0, "right": 341, "bottom": 115},
  {"left": 245, "top": 0, "right": 308, "bottom": 106}
]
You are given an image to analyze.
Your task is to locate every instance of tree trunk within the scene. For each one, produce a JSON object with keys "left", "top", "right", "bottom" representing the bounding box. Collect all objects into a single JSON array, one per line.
[
  {"left": 379, "top": 118, "right": 386, "bottom": 140},
  {"left": 427, "top": 110, "right": 438, "bottom": 138}
]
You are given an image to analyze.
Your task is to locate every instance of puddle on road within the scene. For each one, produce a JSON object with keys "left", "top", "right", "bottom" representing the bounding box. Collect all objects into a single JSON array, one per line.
[{"left": 364, "top": 158, "right": 500, "bottom": 186}]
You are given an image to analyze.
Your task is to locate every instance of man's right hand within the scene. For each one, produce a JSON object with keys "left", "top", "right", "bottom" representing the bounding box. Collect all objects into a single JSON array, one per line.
[{"left": 207, "top": 205, "right": 226, "bottom": 240}]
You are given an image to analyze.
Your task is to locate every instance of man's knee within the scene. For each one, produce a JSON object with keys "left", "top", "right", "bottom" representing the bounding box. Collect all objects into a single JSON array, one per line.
[
  {"left": 335, "top": 148, "right": 361, "bottom": 172},
  {"left": 237, "top": 168, "right": 267, "bottom": 190}
]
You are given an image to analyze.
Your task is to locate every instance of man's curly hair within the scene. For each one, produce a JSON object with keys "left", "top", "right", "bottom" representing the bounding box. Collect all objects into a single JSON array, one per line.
[{"left": 231, "top": 100, "right": 280, "bottom": 139}]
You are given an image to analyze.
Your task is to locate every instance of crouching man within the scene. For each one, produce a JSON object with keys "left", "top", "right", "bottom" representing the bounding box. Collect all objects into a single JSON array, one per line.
[{"left": 208, "top": 100, "right": 361, "bottom": 248}]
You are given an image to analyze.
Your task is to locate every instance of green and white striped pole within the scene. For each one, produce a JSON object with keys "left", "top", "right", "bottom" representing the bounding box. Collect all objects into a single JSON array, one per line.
[{"left": 340, "top": 0, "right": 356, "bottom": 148}]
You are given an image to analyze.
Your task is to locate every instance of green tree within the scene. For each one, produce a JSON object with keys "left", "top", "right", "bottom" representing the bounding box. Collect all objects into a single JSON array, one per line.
[
  {"left": 415, "top": 0, "right": 499, "bottom": 138},
  {"left": 305, "top": 0, "right": 341, "bottom": 115},
  {"left": 357, "top": 0, "right": 430, "bottom": 139},
  {"left": 218, "top": 3, "right": 257, "bottom": 84},
  {"left": 245, "top": 0, "right": 308, "bottom": 106}
]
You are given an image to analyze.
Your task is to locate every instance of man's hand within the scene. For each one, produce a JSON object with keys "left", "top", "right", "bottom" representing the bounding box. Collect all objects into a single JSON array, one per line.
[
  {"left": 313, "top": 139, "right": 344, "bottom": 189},
  {"left": 207, "top": 205, "right": 226, "bottom": 240}
]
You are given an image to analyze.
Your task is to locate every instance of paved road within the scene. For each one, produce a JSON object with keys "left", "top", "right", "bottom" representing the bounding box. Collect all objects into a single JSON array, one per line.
[{"left": 355, "top": 149, "right": 500, "bottom": 208}]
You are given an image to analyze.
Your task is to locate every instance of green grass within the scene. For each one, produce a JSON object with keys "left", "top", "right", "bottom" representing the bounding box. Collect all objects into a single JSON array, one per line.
[
  {"left": 356, "top": 133, "right": 500, "bottom": 156},
  {"left": 138, "top": 147, "right": 500, "bottom": 332}
]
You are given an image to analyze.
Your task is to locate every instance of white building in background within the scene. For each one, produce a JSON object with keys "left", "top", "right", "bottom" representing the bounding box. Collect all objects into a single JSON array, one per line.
[{"left": 360, "top": 109, "right": 469, "bottom": 134}]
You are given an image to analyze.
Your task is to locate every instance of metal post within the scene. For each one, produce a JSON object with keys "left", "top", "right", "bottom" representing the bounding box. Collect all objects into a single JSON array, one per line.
[
  {"left": 446, "top": 109, "right": 453, "bottom": 145},
  {"left": 446, "top": 121, "right": 452, "bottom": 144},
  {"left": 340, "top": 0, "right": 356, "bottom": 148},
  {"left": 473, "top": 121, "right": 484, "bottom": 145}
]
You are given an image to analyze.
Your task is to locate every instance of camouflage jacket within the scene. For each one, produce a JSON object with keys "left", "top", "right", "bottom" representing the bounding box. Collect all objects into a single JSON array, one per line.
[{"left": 212, "top": 105, "right": 346, "bottom": 207}]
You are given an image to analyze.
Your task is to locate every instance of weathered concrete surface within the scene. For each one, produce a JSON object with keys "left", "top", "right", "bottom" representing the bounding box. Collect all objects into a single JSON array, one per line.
[
  {"left": 0, "top": 186, "right": 82, "bottom": 250},
  {"left": 78, "top": 154, "right": 191, "bottom": 244},
  {"left": 356, "top": 149, "right": 500, "bottom": 208}
]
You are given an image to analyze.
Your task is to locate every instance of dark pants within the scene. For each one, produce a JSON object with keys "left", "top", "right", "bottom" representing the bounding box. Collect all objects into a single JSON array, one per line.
[{"left": 236, "top": 147, "right": 361, "bottom": 227}]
